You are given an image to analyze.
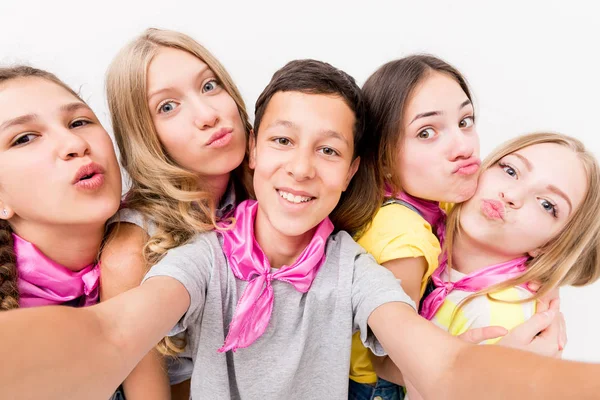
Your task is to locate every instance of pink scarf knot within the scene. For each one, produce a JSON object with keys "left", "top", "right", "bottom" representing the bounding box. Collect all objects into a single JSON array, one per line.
[
  {"left": 14, "top": 233, "right": 100, "bottom": 308},
  {"left": 217, "top": 200, "right": 333, "bottom": 352},
  {"left": 420, "top": 253, "right": 530, "bottom": 320}
]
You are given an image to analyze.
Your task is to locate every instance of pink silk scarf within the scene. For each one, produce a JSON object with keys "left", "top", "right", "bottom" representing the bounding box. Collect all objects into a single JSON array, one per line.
[{"left": 217, "top": 200, "right": 333, "bottom": 352}]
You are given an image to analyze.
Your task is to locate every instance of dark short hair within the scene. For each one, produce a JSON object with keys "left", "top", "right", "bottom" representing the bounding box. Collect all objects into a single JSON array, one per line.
[
  {"left": 254, "top": 59, "right": 366, "bottom": 158},
  {"left": 252, "top": 59, "right": 381, "bottom": 235}
]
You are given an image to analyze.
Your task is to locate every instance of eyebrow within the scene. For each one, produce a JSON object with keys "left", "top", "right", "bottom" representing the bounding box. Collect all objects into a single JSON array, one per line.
[
  {"left": 60, "top": 102, "right": 90, "bottom": 114},
  {"left": 265, "top": 119, "right": 349, "bottom": 145},
  {"left": 548, "top": 184, "right": 573, "bottom": 214},
  {"left": 0, "top": 114, "right": 38, "bottom": 132},
  {"left": 0, "top": 102, "right": 90, "bottom": 133},
  {"left": 409, "top": 99, "right": 472, "bottom": 126},
  {"left": 512, "top": 153, "right": 533, "bottom": 172},
  {"left": 147, "top": 65, "right": 211, "bottom": 102},
  {"left": 511, "top": 152, "right": 573, "bottom": 214}
]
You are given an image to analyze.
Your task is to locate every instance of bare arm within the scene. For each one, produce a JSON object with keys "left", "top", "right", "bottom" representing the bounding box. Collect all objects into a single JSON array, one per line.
[
  {"left": 368, "top": 302, "right": 593, "bottom": 399},
  {"left": 368, "top": 256, "right": 426, "bottom": 385},
  {"left": 101, "top": 223, "right": 170, "bottom": 400},
  {"left": 0, "top": 277, "right": 189, "bottom": 400}
]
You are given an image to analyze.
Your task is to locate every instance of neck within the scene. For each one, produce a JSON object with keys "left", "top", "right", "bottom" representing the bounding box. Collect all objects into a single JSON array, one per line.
[
  {"left": 254, "top": 207, "right": 315, "bottom": 269},
  {"left": 201, "top": 173, "right": 230, "bottom": 204},
  {"left": 451, "top": 233, "right": 521, "bottom": 275},
  {"left": 10, "top": 221, "right": 104, "bottom": 271}
]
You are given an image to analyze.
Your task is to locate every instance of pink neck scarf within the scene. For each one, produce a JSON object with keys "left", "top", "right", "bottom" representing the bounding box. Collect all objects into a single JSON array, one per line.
[
  {"left": 385, "top": 186, "right": 446, "bottom": 246},
  {"left": 14, "top": 233, "right": 100, "bottom": 308},
  {"left": 217, "top": 200, "right": 333, "bottom": 353},
  {"left": 420, "top": 253, "right": 530, "bottom": 320}
]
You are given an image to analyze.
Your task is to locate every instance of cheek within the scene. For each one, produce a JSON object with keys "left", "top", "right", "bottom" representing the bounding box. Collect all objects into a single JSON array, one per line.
[{"left": 398, "top": 148, "right": 439, "bottom": 184}]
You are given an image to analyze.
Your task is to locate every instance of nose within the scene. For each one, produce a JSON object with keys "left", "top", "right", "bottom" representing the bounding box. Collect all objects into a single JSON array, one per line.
[
  {"left": 57, "top": 127, "right": 90, "bottom": 160},
  {"left": 449, "top": 129, "right": 476, "bottom": 162},
  {"left": 499, "top": 187, "right": 524, "bottom": 209},
  {"left": 285, "top": 149, "right": 316, "bottom": 181},
  {"left": 191, "top": 96, "right": 219, "bottom": 130}
]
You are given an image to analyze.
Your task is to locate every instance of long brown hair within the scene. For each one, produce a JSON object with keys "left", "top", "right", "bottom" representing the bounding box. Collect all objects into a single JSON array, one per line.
[
  {"left": 445, "top": 133, "right": 600, "bottom": 323},
  {"left": 0, "top": 66, "right": 84, "bottom": 311},
  {"left": 362, "top": 54, "right": 473, "bottom": 196}
]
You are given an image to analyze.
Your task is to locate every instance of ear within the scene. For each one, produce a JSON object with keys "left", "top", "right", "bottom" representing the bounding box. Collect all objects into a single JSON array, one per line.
[
  {"left": 248, "top": 129, "right": 257, "bottom": 170},
  {"left": 343, "top": 156, "right": 360, "bottom": 191},
  {"left": 0, "top": 202, "right": 14, "bottom": 220},
  {"left": 528, "top": 248, "right": 542, "bottom": 258}
]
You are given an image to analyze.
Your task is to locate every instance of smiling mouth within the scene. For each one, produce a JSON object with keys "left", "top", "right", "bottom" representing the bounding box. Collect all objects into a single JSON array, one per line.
[{"left": 277, "top": 190, "right": 315, "bottom": 204}]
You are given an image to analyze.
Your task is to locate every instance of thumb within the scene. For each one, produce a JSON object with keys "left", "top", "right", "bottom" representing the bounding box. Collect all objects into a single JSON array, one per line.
[
  {"left": 512, "top": 310, "right": 556, "bottom": 340},
  {"left": 459, "top": 326, "right": 508, "bottom": 344}
]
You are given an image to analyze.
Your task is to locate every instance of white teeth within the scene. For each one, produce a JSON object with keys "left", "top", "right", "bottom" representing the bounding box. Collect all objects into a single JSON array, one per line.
[{"left": 278, "top": 190, "right": 312, "bottom": 204}]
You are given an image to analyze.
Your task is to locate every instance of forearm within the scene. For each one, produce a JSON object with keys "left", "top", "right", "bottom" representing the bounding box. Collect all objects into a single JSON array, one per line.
[
  {"left": 0, "top": 306, "right": 126, "bottom": 400},
  {"left": 123, "top": 350, "right": 171, "bottom": 400},
  {"left": 370, "top": 355, "right": 405, "bottom": 386},
  {"left": 368, "top": 302, "right": 465, "bottom": 399},
  {"left": 0, "top": 278, "right": 188, "bottom": 399},
  {"left": 446, "top": 344, "right": 600, "bottom": 399}
]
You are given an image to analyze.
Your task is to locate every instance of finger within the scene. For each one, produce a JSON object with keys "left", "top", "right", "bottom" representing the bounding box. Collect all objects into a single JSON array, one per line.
[
  {"left": 557, "top": 312, "right": 567, "bottom": 350},
  {"left": 536, "top": 298, "right": 550, "bottom": 313},
  {"left": 527, "top": 281, "right": 542, "bottom": 292},
  {"left": 513, "top": 310, "right": 556, "bottom": 339},
  {"left": 548, "top": 297, "right": 561, "bottom": 312},
  {"left": 459, "top": 326, "right": 508, "bottom": 344}
]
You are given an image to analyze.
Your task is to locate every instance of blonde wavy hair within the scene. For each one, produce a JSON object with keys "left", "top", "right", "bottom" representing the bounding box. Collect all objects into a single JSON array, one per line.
[
  {"left": 445, "top": 132, "right": 600, "bottom": 320},
  {"left": 106, "top": 28, "right": 252, "bottom": 354}
]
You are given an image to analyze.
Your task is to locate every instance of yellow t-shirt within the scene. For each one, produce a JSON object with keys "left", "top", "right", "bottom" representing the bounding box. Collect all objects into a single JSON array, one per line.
[
  {"left": 431, "top": 268, "right": 536, "bottom": 342},
  {"left": 349, "top": 203, "right": 442, "bottom": 384}
]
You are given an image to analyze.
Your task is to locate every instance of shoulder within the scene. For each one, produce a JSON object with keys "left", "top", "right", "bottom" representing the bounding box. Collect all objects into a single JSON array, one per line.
[
  {"left": 107, "top": 208, "right": 157, "bottom": 236},
  {"left": 363, "top": 204, "right": 435, "bottom": 239}
]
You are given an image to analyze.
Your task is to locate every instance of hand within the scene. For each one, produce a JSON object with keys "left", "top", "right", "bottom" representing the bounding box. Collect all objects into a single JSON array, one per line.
[
  {"left": 497, "top": 300, "right": 565, "bottom": 358},
  {"left": 458, "top": 326, "right": 508, "bottom": 344}
]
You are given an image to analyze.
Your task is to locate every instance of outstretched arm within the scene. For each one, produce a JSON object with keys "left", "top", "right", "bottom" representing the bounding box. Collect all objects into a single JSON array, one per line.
[
  {"left": 0, "top": 277, "right": 189, "bottom": 400},
  {"left": 368, "top": 302, "right": 597, "bottom": 399}
]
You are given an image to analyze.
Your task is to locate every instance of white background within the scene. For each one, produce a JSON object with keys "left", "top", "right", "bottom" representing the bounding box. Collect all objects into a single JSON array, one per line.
[{"left": 2, "top": 0, "right": 599, "bottom": 362}]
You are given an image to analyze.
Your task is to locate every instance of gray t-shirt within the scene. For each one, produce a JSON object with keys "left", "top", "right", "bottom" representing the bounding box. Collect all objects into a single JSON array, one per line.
[{"left": 143, "top": 230, "right": 414, "bottom": 399}]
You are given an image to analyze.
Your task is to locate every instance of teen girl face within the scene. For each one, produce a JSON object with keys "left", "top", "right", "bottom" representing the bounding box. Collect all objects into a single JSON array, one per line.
[
  {"left": 0, "top": 78, "right": 121, "bottom": 228},
  {"left": 147, "top": 47, "right": 246, "bottom": 181},
  {"left": 460, "top": 142, "right": 587, "bottom": 258},
  {"left": 250, "top": 91, "right": 359, "bottom": 239},
  {"left": 398, "top": 71, "right": 480, "bottom": 203}
]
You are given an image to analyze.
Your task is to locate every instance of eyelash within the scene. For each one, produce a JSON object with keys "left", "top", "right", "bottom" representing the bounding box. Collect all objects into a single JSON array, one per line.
[
  {"left": 10, "top": 118, "right": 92, "bottom": 147},
  {"left": 540, "top": 199, "right": 559, "bottom": 218},
  {"left": 499, "top": 162, "right": 518, "bottom": 178}
]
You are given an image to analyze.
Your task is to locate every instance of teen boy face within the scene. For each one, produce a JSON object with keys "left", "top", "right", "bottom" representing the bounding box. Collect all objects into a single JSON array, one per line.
[{"left": 249, "top": 91, "right": 359, "bottom": 247}]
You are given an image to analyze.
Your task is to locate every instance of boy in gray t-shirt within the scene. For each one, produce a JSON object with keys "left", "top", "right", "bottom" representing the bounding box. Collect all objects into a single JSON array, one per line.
[{"left": 143, "top": 230, "right": 413, "bottom": 399}]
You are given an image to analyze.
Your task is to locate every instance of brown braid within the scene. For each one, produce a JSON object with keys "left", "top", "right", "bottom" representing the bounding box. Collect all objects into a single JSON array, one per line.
[{"left": 0, "top": 220, "right": 18, "bottom": 310}]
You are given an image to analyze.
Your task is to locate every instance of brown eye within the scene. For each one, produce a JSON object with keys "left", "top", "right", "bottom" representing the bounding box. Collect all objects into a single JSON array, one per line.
[
  {"left": 459, "top": 116, "right": 474, "bottom": 128},
  {"left": 12, "top": 133, "right": 38, "bottom": 146},
  {"left": 417, "top": 128, "right": 436, "bottom": 139}
]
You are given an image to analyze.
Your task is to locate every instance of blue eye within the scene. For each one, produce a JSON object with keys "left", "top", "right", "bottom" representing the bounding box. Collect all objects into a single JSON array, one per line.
[
  {"left": 158, "top": 101, "right": 178, "bottom": 114},
  {"left": 500, "top": 163, "right": 517, "bottom": 178},
  {"left": 540, "top": 199, "right": 558, "bottom": 218},
  {"left": 202, "top": 80, "right": 219, "bottom": 93}
]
